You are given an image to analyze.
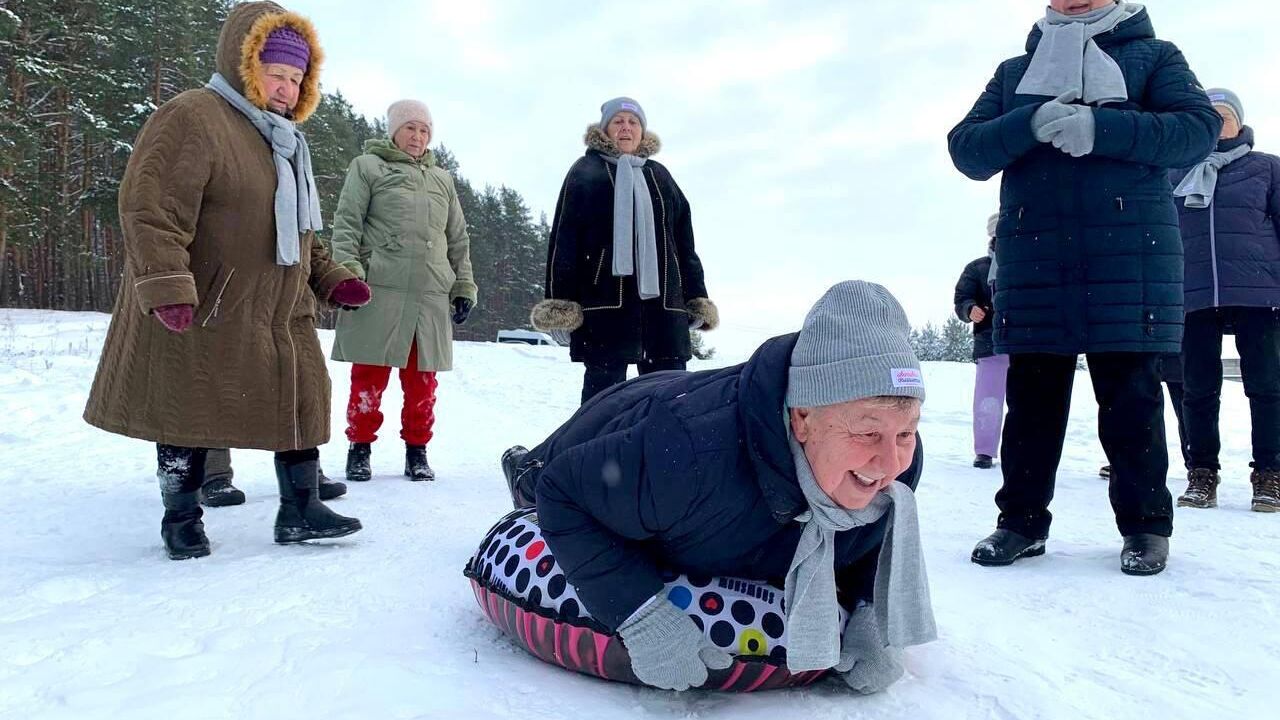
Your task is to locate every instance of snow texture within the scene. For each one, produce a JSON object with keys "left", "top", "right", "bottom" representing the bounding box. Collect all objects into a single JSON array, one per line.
[{"left": 0, "top": 309, "right": 1274, "bottom": 720}]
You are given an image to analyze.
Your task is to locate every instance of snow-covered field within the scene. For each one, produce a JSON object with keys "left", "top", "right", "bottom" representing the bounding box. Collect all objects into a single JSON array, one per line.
[{"left": 0, "top": 309, "right": 1274, "bottom": 720}]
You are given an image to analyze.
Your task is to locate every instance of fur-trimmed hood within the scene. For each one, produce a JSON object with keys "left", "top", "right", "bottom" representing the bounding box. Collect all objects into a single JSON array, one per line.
[
  {"left": 215, "top": 1, "right": 324, "bottom": 124},
  {"left": 584, "top": 124, "right": 661, "bottom": 159}
]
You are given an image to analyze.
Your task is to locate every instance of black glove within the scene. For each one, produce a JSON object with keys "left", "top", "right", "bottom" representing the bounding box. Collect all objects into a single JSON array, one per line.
[{"left": 451, "top": 297, "right": 474, "bottom": 325}]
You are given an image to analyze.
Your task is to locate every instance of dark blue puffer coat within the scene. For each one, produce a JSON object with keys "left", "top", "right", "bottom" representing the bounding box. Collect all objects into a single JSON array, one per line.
[
  {"left": 947, "top": 8, "right": 1221, "bottom": 355},
  {"left": 527, "top": 334, "right": 924, "bottom": 631},
  {"left": 1173, "top": 127, "right": 1280, "bottom": 313}
]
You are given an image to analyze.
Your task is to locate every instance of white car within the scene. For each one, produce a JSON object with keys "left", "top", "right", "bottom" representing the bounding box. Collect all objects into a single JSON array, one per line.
[{"left": 496, "top": 329, "right": 560, "bottom": 347}]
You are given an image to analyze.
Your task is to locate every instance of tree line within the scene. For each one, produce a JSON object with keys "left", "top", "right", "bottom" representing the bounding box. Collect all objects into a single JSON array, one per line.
[
  {"left": 0, "top": 0, "right": 547, "bottom": 341},
  {"left": 910, "top": 316, "right": 975, "bottom": 363}
]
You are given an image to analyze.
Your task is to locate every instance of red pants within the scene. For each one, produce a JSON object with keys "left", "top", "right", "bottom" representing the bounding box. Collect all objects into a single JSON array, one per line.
[{"left": 345, "top": 341, "right": 438, "bottom": 445}]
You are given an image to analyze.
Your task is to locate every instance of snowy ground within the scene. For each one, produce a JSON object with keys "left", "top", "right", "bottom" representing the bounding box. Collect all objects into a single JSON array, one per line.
[{"left": 0, "top": 309, "right": 1274, "bottom": 720}]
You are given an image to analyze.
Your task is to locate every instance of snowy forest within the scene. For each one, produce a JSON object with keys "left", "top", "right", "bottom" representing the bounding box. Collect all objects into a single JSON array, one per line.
[{"left": 0, "top": 0, "right": 547, "bottom": 342}]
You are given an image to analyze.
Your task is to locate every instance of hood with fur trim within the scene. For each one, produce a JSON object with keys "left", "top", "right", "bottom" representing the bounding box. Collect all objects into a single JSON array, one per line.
[
  {"left": 215, "top": 1, "right": 324, "bottom": 124},
  {"left": 584, "top": 124, "right": 661, "bottom": 159}
]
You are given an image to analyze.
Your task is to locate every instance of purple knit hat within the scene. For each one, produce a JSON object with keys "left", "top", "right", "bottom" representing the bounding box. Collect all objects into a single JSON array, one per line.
[{"left": 260, "top": 27, "right": 310, "bottom": 72}]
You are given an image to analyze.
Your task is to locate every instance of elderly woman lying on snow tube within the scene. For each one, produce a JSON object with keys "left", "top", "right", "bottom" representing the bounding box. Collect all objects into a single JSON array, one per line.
[{"left": 488, "top": 280, "right": 937, "bottom": 692}]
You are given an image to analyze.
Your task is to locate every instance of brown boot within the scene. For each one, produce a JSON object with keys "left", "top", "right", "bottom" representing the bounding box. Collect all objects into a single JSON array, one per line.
[
  {"left": 1251, "top": 468, "right": 1280, "bottom": 513},
  {"left": 1177, "top": 468, "right": 1219, "bottom": 509}
]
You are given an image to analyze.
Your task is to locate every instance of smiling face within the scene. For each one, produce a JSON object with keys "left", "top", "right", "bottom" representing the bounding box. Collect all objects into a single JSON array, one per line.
[
  {"left": 789, "top": 397, "right": 921, "bottom": 510},
  {"left": 393, "top": 120, "right": 432, "bottom": 158},
  {"left": 256, "top": 62, "right": 304, "bottom": 116},
  {"left": 605, "top": 111, "right": 644, "bottom": 154},
  {"left": 1049, "top": 0, "right": 1115, "bottom": 15}
]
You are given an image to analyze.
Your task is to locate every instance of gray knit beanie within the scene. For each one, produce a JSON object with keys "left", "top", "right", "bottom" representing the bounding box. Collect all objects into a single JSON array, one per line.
[
  {"left": 1206, "top": 88, "right": 1243, "bottom": 127},
  {"left": 599, "top": 96, "right": 647, "bottom": 131},
  {"left": 786, "top": 281, "right": 925, "bottom": 408},
  {"left": 987, "top": 212, "right": 999, "bottom": 239}
]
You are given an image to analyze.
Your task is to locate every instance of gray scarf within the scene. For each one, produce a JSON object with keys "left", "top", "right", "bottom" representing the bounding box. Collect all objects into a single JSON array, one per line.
[
  {"left": 1173, "top": 143, "right": 1251, "bottom": 208},
  {"left": 1016, "top": 2, "right": 1143, "bottom": 106},
  {"left": 783, "top": 428, "right": 937, "bottom": 672},
  {"left": 601, "top": 155, "right": 659, "bottom": 300},
  {"left": 206, "top": 73, "right": 322, "bottom": 266}
]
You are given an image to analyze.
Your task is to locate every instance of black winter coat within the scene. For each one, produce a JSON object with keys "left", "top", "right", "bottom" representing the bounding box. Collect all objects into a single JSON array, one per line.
[
  {"left": 954, "top": 255, "right": 995, "bottom": 359},
  {"left": 1172, "top": 128, "right": 1280, "bottom": 314},
  {"left": 947, "top": 9, "right": 1221, "bottom": 356},
  {"left": 527, "top": 334, "right": 924, "bottom": 631},
  {"left": 545, "top": 132, "right": 709, "bottom": 364}
]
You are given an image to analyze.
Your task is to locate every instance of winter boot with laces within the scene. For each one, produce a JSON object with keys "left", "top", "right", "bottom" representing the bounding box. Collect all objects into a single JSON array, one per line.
[
  {"left": 157, "top": 445, "right": 211, "bottom": 560},
  {"left": 1251, "top": 468, "right": 1280, "bottom": 513},
  {"left": 1178, "top": 468, "right": 1220, "bottom": 509},
  {"left": 405, "top": 444, "right": 435, "bottom": 481},
  {"left": 274, "top": 451, "right": 363, "bottom": 544},
  {"left": 345, "top": 442, "right": 372, "bottom": 482}
]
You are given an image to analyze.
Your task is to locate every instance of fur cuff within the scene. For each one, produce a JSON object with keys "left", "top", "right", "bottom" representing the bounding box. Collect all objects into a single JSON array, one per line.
[
  {"left": 686, "top": 297, "right": 719, "bottom": 331},
  {"left": 531, "top": 299, "right": 583, "bottom": 332}
]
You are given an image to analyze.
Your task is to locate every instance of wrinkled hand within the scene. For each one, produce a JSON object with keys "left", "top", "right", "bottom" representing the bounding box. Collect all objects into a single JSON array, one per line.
[
  {"left": 1041, "top": 105, "right": 1095, "bottom": 157},
  {"left": 835, "top": 604, "right": 905, "bottom": 695},
  {"left": 1030, "top": 91, "right": 1080, "bottom": 142},
  {"left": 618, "top": 598, "right": 734, "bottom": 691},
  {"left": 153, "top": 304, "right": 194, "bottom": 333},
  {"left": 330, "top": 278, "right": 371, "bottom": 310},
  {"left": 968, "top": 306, "right": 987, "bottom": 323},
  {"left": 452, "top": 297, "right": 474, "bottom": 325}
]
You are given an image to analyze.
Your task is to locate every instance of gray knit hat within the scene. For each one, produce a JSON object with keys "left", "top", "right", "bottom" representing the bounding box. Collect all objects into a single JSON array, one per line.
[
  {"left": 599, "top": 96, "right": 646, "bottom": 131},
  {"left": 987, "top": 212, "right": 999, "bottom": 239},
  {"left": 1206, "top": 88, "right": 1243, "bottom": 127},
  {"left": 786, "top": 281, "right": 925, "bottom": 408}
]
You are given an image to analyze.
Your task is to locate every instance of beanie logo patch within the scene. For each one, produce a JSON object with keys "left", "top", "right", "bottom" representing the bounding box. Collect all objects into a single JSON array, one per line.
[
  {"left": 891, "top": 369, "right": 924, "bottom": 389},
  {"left": 620, "top": 103, "right": 639, "bottom": 113},
  {"left": 1208, "top": 93, "right": 1227, "bottom": 103}
]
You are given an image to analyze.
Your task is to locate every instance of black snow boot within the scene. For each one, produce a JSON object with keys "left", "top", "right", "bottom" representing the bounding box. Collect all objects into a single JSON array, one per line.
[
  {"left": 971, "top": 529, "right": 1046, "bottom": 567},
  {"left": 157, "top": 445, "right": 211, "bottom": 560},
  {"left": 345, "top": 442, "right": 372, "bottom": 482},
  {"left": 274, "top": 450, "right": 363, "bottom": 544},
  {"left": 1251, "top": 468, "right": 1280, "bottom": 513},
  {"left": 200, "top": 478, "right": 247, "bottom": 507},
  {"left": 318, "top": 465, "right": 347, "bottom": 501},
  {"left": 1177, "top": 468, "right": 1219, "bottom": 509},
  {"left": 405, "top": 444, "right": 435, "bottom": 481},
  {"left": 502, "top": 445, "right": 539, "bottom": 509},
  {"left": 1120, "top": 534, "right": 1169, "bottom": 576},
  {"left": 973, "top": 454, "right": 993, "bottom": 469},
  {"left": 1099, "top": 465, "right": 1112, "bottom": 480}
]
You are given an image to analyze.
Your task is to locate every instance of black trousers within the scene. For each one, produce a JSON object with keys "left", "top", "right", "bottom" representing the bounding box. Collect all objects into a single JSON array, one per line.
[
  {"left": 1183, "top": 307, "right": 1280, "bottom": 471},
  {"left": 996, "top": 353, "right": 1172, "bottom": 539},
  {"left": 580, "top": 358, "right": 687, "bottom": 405},
  {"left": 1165, "top": 380, "right": 1190, "bottom": 469}
]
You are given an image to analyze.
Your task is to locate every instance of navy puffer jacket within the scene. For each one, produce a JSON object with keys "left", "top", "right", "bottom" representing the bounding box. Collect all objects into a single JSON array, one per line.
[
  {"left": 1173, "top": 127, "right": 1280, "bottom": 313},
  {"left": 948, "top": 9, "right": 1221, "bottom": 355},
  {"left": 527, "top": 334, "right": 924, "bottom": 631}
]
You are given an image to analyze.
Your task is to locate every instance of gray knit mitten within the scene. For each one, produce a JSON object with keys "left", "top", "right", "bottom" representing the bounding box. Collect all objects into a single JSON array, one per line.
[
  {"left": 617, "top": 597, "right": 734, "bottom": 691},
  {"left": 834, "top": 604, "right": 905, "bottom": 695},
  {"left": 1030, "top": 91, "right": 1079, "bottom": 141},
  {"left": 1041, "top": 105, "right": 1096, "bottom": 157}
]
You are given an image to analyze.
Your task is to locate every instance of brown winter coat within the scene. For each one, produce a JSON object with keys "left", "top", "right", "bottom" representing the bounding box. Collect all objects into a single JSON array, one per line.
[{"left": 83, "top": 2, "right": 354, "bottom": 451}]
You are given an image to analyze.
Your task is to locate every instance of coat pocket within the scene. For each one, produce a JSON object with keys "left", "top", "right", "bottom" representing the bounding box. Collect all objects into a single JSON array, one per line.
[{"left": 196, "top": 264, "right": 238, "bottom": 328}]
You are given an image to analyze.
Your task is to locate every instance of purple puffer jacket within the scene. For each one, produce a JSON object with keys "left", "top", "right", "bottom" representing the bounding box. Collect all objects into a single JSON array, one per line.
[{"left": 1173, "top": 127, "right": 1280, "bottom": 313}]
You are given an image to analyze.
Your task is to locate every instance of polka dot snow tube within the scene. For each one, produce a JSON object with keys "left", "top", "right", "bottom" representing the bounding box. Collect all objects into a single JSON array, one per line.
[{"left": 464, "top": 508, "right": 843, "bottom": 691}]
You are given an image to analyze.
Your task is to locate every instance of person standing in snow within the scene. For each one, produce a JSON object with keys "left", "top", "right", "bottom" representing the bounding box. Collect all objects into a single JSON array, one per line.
[
  {"left": 1171, "top": 88, "right": 1280, "bottom": 513},
  {"left": 947, "top": 0, "right": 1221, "bottom": 575},
  {"left": 503, "top": 281, "right": 934, "bottom": 693},
  {"left": 83, "top": 1, "right": 368, "bottom": 560},
  {"left": 1099, "top": 352, "right": 1190, "bottom": 480},
  {"left": 328, "top": 99, "right": 478, "bottom": 484},
  {"left": 198, "top": 448, "right": 346, "bottom": 507},
  {"left": 530, "top": 97, "right": 718, "bottom": 404},
  {"left": 953, "top": 214, "right": 1007, "bottom": 470}
]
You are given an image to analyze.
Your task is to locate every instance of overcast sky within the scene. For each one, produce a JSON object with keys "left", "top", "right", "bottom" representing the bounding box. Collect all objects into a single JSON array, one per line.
[{"left": 291, "top": 0, "right": 1280, "bottom": 352}]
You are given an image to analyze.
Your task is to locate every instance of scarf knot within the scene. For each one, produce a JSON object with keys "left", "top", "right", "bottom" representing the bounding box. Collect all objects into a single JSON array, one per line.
[
  {"left": 1016, "top": 2, "right": 1145, "bottom": 106},
  {"left": 601, "top": 154, "right": 660, "bottom": 300},
  {"left": 206, "top": 73, "right": 322, "bottom": 266},
  {"left": 1174, "top": 142, "right": 1251, "bottom": 208}
]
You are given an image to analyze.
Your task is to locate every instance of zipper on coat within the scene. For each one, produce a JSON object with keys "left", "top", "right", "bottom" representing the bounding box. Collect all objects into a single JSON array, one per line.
[
  {"left": 1115, "top": 197, "right": 1124, "bottom": 211},
  {"left": 1210, "top": 200, "right": 1221, "bottom": 307},
  {"left": 594, "top": 252, "right": 606, "bottom": 285},
  {"left": 200, "top": 268, "right": 237, "bottom": 327}
]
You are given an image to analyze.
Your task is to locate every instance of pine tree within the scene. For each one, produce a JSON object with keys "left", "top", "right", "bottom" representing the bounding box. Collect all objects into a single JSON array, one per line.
[{"left": 942, "top": 315, "right": 974, "bottom": 362}]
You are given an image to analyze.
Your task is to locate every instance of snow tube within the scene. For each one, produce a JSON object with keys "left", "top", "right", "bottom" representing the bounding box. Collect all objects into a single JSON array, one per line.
[{"left": 464, "top": 508, "right": 841, "bottom": 691}]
